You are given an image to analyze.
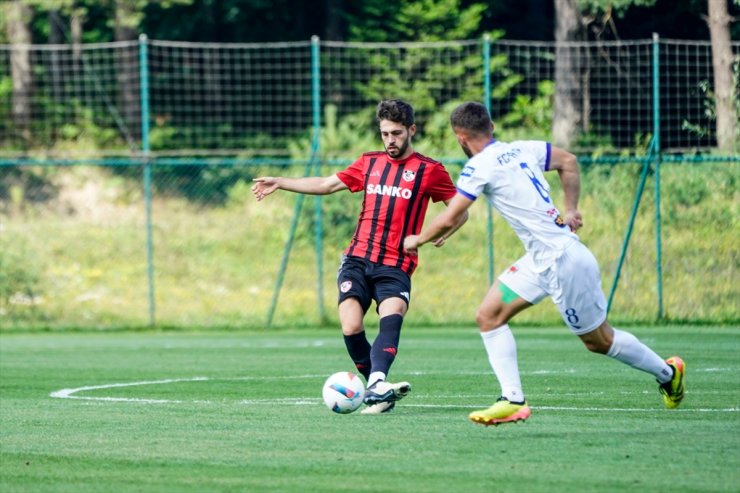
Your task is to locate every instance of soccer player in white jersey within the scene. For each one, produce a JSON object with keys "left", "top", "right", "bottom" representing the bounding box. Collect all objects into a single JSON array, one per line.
[{"left": 403, "top": 101, "right": 685, "bottom": 426}]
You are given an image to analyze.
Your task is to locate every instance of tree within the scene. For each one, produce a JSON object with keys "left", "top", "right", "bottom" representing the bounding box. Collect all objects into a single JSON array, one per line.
[
  {"left": 575, "top": 0, "right": 659, "bottom": 38},
  {"left": 112, "top": 0, "right": 139, "bottom": 134},
  {"left": 552, "top": 0, "right": 663, "bottom": 148},
  {"left": 345, "top": 0, "right": 486, "bottom": 42},
  {"left": 5, "top": 0, "right": 33, "bottom": 143},
  {"left": 706, "top": 0, "right": 738, "bottom": 152},
  {"left": 552, "top": 0, "right": 583, "bottom": 147},
  {"left": 341, "top": 0, "right": 489, "bottom": 124},
  {"left": 48, "top": 5, "right": 66, "bottom": 107}
]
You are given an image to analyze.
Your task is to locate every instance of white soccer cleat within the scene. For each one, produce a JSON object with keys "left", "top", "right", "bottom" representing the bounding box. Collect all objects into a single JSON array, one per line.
[
  {"left": 360, "top": 401, "right": 396, "bottom": 414},
  {"left": 362, "top": 380, "right": 411, "bottom": 406}
]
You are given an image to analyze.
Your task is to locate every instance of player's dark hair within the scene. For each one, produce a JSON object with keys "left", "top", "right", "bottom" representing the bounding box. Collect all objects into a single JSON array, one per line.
[
  {"left": 450, "top": 102, "right": 493, "bottom": 137},
  {"left": 376, "top": 99, "right": 415, "bottom": 128}
]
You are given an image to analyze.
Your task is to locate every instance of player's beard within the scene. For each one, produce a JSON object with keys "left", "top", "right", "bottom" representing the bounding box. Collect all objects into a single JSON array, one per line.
[
  {"left": 386, "top": 136, "right": 410, "bottom": 159},
  {"left": 460, "top": 143, "right": 473, "bottom": 158}
]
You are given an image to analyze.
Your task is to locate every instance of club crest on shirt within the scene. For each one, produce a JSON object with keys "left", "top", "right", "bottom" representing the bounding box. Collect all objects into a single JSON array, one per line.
[
  {"left": 402, "top": 170, "right": 416, "bottom": 182},
  {"left": 340, "top": 281, "right": 352, "bottom": 293},
  {"left": 460, "top": 165, "right": 475, "bottom": 177}
]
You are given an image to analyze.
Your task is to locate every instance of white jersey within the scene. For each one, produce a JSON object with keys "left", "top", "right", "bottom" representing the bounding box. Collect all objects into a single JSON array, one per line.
[{"left": 456, "top": 139, "right": 578, "bottom": 270}]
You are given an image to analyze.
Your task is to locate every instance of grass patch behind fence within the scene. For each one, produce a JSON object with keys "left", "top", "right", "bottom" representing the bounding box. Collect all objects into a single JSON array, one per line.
[{"left": 1, "top": 160, "right": 738, "bottom": 329}]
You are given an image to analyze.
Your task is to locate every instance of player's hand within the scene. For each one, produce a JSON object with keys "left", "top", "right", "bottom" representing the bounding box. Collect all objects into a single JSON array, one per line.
[
  {"left": 563, "top": 209, "right": 583, "bottom": 232},
  {"left": 252, "top": 177, "right": 280, "bottom": 201},
  {"left": 403, "top": 235, "right": 421, "bottom": 255}
]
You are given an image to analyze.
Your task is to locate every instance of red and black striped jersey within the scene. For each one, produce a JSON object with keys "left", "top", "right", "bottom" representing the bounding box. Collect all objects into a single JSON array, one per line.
[{"left": 336, "top": 151, "right": 456, "bottom": 275}]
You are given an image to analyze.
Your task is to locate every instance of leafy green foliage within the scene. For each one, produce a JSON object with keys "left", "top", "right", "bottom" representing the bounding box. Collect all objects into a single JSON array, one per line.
[
  {"left": 0, "top": 75, "right": 12, "bottom": 121},
  {"left": 343, "top": 0, "right": 490, "bottom": 127},
  {"left": 347, "top": 0, "right": 487, "bottom": 42},
  {"left": 496, "top": 80, "right": 554, "bottom": 141},
  {"left": 285, "top": 104, "right": 377, "bottom": 242},
  {"left": 577, "top": 0, "right": 658, "bottom": 15}
]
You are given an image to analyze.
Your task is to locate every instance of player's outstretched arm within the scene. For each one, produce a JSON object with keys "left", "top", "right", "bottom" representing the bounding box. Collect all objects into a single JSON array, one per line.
[
  {"left": 252, "top": 174, "right": 348, "bottom": 201},
  {"left": 431, "top": 199, "right": 469, "bottom": 247},
  {"left": 404, "top": 193, "right": 473, "bottom": 254},
  {"left": 548, "top": 146, "right": 583, "bottom": 232}
]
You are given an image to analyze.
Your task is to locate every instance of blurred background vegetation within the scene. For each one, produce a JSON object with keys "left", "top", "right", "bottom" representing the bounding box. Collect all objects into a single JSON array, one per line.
[
  {"left": 1, "top": 0, "right": 737, "bottom": 45},
  {"left": 0, "top": 0, "right": 738, "bottom": 329}
]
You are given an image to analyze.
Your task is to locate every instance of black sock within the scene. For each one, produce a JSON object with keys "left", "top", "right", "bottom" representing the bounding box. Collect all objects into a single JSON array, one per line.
[
  {"left": 370, "top": 314, "right": 403, "bottom": 377},
  {"left": 343, "top": 332, "right": 371, "bottom": 380}
]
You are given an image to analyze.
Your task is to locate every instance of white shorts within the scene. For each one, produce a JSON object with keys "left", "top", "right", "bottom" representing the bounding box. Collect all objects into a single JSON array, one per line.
[{"left": 498, "top": 241, "right": 607, "bottom": 335}]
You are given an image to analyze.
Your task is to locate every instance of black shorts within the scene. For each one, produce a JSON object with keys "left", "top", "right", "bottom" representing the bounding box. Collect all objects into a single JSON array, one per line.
[{"left": 336, "top": 255, "right": 411, "bottom": 314}]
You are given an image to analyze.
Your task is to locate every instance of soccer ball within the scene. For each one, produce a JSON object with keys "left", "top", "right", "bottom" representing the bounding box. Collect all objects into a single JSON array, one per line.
[{"left": 322, "top": 371, "right": 365, "bottom": 414}]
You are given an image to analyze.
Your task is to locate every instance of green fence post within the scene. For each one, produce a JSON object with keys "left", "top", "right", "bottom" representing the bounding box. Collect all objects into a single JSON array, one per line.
[
  {"left": 652, "top": 32, "right": 664, "bottom": 320},
  {"left": 311, "top": 35, "right": 326, "bottom": 324},
  {"left": 139, "top": 34, "right": 155, "bottom": 327},
  {"left": 483, "top": 33, "right": 494, "bottom": 284},
  {"left": 607, "top": 139, "right": 656, "bottom": 314},
  {"left": 266, "top": 37, "right": 323, "bottom": 328},
  {"left": 266, "top": 162, "right": 313, "bottom": 328}
]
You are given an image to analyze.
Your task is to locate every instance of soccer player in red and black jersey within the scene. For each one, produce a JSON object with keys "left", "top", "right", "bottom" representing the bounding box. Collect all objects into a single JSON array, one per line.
[{"left": 252, "top": 100, "right": 467, "bottom": 414}]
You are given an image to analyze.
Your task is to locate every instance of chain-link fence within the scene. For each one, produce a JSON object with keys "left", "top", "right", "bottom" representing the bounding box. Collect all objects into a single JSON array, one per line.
[{"left": 1, "top": 37, "right": 738, "bottom": 329}]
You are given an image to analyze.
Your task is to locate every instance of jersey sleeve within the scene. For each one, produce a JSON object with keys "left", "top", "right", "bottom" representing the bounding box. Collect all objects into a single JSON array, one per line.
[
  {"left": 455, "top": 156, "right": 487, "bottom": 201},
  {"left": 336, "top": 156, "right": 366, "bottom": 192},
  {"left": 427, "top": 164, "right": 457, "bottom": 202}
]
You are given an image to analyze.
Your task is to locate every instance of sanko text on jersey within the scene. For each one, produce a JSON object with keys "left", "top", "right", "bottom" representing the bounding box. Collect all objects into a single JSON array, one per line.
[{"left": 366, "top": 184, "right": 413, "bottom": 199}]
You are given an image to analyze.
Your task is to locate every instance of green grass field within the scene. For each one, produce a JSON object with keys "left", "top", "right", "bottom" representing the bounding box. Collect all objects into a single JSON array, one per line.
[{"left": 1, "top": 325, "right": 738, "bottom": 493}]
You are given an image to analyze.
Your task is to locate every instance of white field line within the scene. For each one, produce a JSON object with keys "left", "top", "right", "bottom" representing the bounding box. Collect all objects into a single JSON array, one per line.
[
  {"left": 50, "top": 377, "right": 210, "bottom": 403},
  {"left": 48, "top": 376, "right": 739, "bottom": 413},
  {"left": 403, "top": 404, "right": 739, "bottom": 412}
]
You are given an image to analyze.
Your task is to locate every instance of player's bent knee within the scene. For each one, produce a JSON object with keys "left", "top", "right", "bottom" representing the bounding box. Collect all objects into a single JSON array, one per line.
[
  {"left": 582, "top": 340, "right": 610, "bottom": 354},
  {"left": 475, "top": 308, "right": 507, "bottom": 331},
  {"left": 578, "top": 322, "right": 613, "bottom": 354},
  {"left": 340, "top": 325, "right": 364, "bottom": 336}
]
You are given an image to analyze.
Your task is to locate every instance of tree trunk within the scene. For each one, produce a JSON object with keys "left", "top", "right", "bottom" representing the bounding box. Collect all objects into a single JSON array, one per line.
[
  {"left": 6, "top": 0, "right": 33, "bottom": 143},
  {"left": 48, "top": 9, "right": 65, "bottom": 108},
  {"left": 114, "top": 0, "right": 139, "bottom": 135},
  {"left": 553, "top": 0, "right": 583, "bottom": 148},
  {"left": 114, "top": 0, "right": 138, "bottom": 42},
  {"left": 48, "top": 9, "right": 64, "bottom": 44},
  {"left": 706, "top": 0, "right": 738, "bottom": 152},
  {"left": 68, "top": 8, "right": 84, "bottom": 91}
]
